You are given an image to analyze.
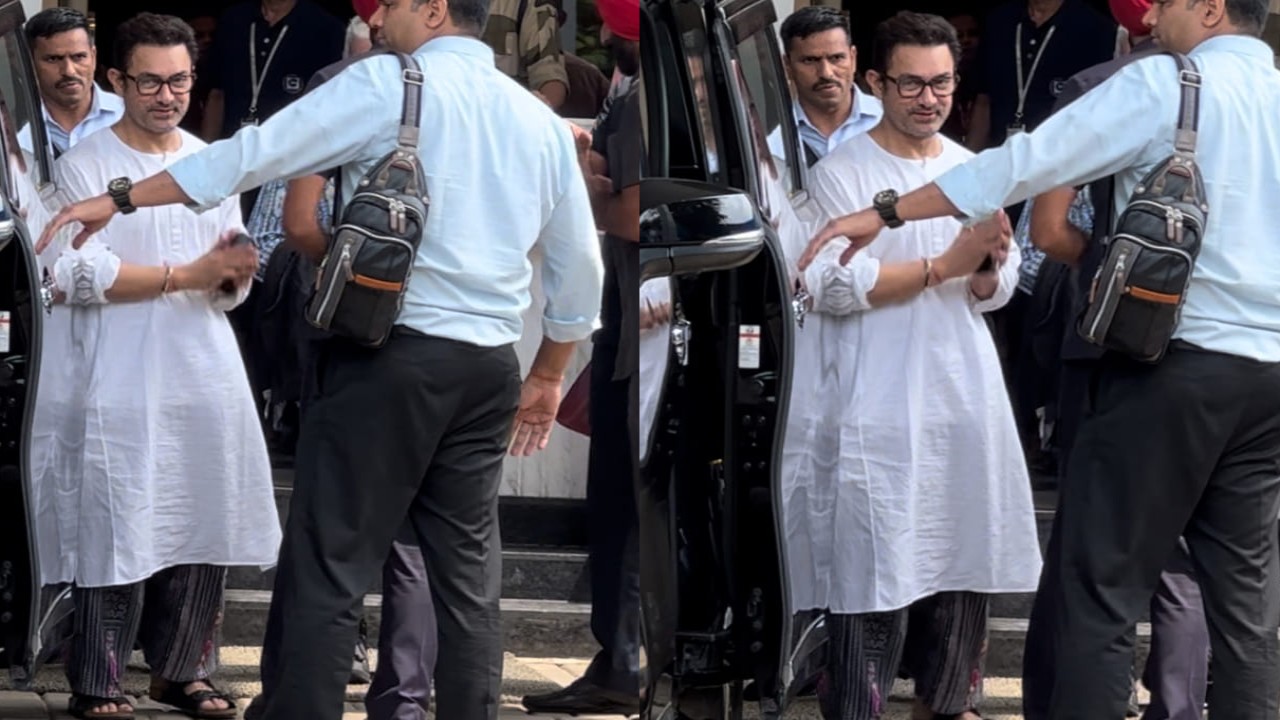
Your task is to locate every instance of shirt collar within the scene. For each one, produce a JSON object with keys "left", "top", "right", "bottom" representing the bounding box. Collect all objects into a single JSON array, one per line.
[
  {"left": 1190, "top": 34, "right": 1276, "bottom": 63},
  {"left": 414, "top": 35, "right": 495, "bottom": 63},
  {"left": 42, "top": 84, "right": 121, "bottom": 130},
  {"left": 793, "top": 86, "right": 878, "bottom": 133}
]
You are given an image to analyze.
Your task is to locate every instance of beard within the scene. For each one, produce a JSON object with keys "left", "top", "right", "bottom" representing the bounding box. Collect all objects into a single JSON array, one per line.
[{"left": 607, "top": 38, "right": 639, "bottom": 77}]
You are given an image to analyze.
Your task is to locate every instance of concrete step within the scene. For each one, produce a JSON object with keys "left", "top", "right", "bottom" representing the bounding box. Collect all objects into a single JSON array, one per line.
[
  {"left": 220, "top": 589, "right": 599, "bottom": 661},
  {"left": 226, "top": 548, "right": 591, "bottom": 603}
]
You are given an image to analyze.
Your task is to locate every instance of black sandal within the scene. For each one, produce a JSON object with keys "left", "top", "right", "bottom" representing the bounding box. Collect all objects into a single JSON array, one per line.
[
  {"left": 150, "top": 681, "right": 238, "bottom": 719},
  {"left": 68, "top": 694, "right": 135, "bottom": 719}
]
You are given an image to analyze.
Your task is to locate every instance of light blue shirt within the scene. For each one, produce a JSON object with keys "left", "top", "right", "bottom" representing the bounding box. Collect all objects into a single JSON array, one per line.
[
  {"left": 794, "top": 86, "right": 883, "bottom": 161},
  {"left": 936, "top": 36, "right": 1280, "bottom": 363},
  {"left": 767, "top": 86, "right": 882, "bottom": 170},
  {"left": 168, "top": 36, "right": 603, "bottom": 348},
  {"left": 19, "top": 85, "right": 124, "bottom": 156}
]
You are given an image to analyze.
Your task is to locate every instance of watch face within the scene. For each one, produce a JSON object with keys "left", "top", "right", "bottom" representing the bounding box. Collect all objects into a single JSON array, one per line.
[
  {"left": 108, "top": 178, "right": 130, "bottom": 194},
  {"left": 874, "top": 189, "right": 898, "bottom": 207}
]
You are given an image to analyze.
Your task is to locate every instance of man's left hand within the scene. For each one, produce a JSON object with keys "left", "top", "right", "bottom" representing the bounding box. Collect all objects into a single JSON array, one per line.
[
  {"left": 509, "top": 373, "right": 563, "bottom": 457},
  {"left": 36, "top": 194, "right": 116, "bottom": 254}
]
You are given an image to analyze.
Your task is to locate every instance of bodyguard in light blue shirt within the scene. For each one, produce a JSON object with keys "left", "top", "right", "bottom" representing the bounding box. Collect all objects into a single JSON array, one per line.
[
  {"left": 767, "top": 6, "right": 883, "bottom": 173},
  {"left": 797, "top": 2, "right": 1280, "bottom": 716},
  {"left": 38, "top": 3, "right": 603, "bottom": 719},
  {"left": 17, "top": 8, "right": 124, "bottom": 158}
]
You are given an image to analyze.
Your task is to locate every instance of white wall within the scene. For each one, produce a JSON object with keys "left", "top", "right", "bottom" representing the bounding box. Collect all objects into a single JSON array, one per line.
[
  {"left": 20, "top": 0, "right": 41, "bottom": 20},
  {"left": 500, "top": 245, "right": 593, "bottom": 500}
]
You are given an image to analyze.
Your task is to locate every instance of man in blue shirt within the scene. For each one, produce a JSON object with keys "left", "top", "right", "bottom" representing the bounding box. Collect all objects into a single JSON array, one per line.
[
  {"left": 768, "top": 6, "right": 882, "bottom": 170},
  {"left": 798, "top": 1, "right": 1280, "bottom": 716},
  {"left": 38, "top": 0, "right": 605, "bottom": 718},
  {"left": 18, "top": 7, "right": 124, "bottom": 158}
]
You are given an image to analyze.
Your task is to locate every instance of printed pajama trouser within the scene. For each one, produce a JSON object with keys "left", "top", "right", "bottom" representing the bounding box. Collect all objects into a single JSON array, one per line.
[
  {"left": 819, "top": 592, "right": 989, "bottom": 720},
  {"left": 69, "top": 564, "right": 228, "bottom": 699}
]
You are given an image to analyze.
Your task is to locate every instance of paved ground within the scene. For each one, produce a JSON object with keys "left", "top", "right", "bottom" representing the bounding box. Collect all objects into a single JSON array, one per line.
[{"left": 0, "top": 646, "right": 1149, "bottom": 719}]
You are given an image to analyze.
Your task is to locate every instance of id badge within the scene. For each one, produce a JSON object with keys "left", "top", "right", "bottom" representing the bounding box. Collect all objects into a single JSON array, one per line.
[{"left": 1006, "top": 123, "right": 1025, "bottom": 138}]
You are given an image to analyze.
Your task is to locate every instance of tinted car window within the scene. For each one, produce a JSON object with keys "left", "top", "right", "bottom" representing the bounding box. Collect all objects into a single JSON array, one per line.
[{"left": 0, "top": 12, "right": 51, "bottom": 212}]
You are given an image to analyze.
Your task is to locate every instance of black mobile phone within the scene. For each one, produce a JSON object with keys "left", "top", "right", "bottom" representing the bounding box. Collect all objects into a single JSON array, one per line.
[{"left": 220, "top": 233, "right": 254, "bottom": 293}]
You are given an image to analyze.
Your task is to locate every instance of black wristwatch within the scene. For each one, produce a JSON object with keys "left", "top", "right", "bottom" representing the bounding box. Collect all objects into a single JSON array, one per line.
[
  {"left": 107, "top": 176, "right": 136, "bottom": 215},
  {"left": 872, "top": 189, "right": 904, "bottom": 229}
]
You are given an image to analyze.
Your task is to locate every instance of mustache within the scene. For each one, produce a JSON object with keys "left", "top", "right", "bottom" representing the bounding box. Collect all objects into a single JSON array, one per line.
[
  {"left": 56, "top": 77, "right": 82, "bottom": 87},
  {"left": 812, "top": 80, "right": 841, "bottom": 90}
]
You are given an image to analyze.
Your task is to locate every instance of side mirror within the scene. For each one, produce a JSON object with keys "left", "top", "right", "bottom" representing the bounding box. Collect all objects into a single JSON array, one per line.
[{"left": 640, "top": 178, "right": 765, "bottom": 282}]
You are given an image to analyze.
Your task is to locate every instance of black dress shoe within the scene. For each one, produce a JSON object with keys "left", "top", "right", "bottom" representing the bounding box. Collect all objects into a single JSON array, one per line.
[{"left": 523, "top": 678, "right": 639, "bottom": 716}]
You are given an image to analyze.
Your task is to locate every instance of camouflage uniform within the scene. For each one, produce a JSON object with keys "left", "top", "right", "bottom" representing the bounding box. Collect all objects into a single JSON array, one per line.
[{"left": 483, "top": 0, "right": 569, "bottom": 93}]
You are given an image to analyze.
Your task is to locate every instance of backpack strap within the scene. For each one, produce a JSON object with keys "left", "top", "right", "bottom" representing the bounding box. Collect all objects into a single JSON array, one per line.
[
  {"left": 394, "top": 52, "right": 425, "bottom": 151},
  {"left": 1168, "top": 52, "right": 1201, "bottom": 155}
]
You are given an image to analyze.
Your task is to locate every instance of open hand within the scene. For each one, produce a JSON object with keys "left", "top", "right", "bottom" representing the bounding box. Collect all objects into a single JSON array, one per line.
[
  {"left": 36, "top": 194, "right": 117, "bottom": 254},
  {"left": 509, "top": 373, "right": 563, "bottom": 457},
  {"left": 797, "top": 208, "right": 886, "bottom": 270}
]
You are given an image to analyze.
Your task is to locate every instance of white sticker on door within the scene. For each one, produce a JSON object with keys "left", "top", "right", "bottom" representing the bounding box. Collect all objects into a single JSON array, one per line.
[{"left": 738, "top": 324, "right": 761, "bottom": 370}]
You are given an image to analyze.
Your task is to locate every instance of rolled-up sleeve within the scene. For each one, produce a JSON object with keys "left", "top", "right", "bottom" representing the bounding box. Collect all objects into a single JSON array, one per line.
[
  {"left": 538, "top": 129, "right": 603, "bottom": 342},
  {"left": 168, "top": 55, "right": 392, "bottom": 212},
  {"left": 54, "top": 241, "right": 121, "bottom": 305},
  {"left": 934, "top": 55, "right": 1172, "bottom": 220},
  {"left": 802, "top": 245, "right": 880, "bottom": 315}
]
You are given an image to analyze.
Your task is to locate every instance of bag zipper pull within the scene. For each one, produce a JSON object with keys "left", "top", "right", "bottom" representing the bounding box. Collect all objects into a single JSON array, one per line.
[{"left": 339, "top": 242, "right": 354, "bottom": 281}]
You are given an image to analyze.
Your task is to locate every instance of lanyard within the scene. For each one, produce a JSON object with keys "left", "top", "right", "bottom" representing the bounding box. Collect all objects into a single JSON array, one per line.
[
  {"left": 248, "top": 22, "right": 290, "bottom": 118},
  {"left": 1013, "top": 22, "right": 1056, "bottom": 124}
]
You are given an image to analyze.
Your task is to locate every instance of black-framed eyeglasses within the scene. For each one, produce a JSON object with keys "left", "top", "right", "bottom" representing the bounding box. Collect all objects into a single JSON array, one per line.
[
  {"left": 124, "top": 72, "right": 196, "bottom": 96},
  {"left": 882, "top": 73, "right": 958, "bottom": 99}
]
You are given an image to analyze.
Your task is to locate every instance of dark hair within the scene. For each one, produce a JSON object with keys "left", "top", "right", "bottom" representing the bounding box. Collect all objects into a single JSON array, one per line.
[
  {"left": 25, "top": 7, "right": 92, "bottom": 45},
  {"left": 413, "top": 0, "right": 491, "bottom": 35},
  {"left": 779, "top": 6, "right": 851, "bottom": 55},
  {"left": 1223, "top": 0, "right": 1270, "bottom": 34},
  {"left": 870, "top": 11, "right": 961, "bottom": 74},
  {"left": 112, "top": 13, "right": 199, "bottom": 72}
]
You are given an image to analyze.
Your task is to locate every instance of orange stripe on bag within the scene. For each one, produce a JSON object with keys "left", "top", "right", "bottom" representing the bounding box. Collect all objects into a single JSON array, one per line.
[
  {"left": 1125, "top": 286, "right": 1180, "bottom": 304},
  {"left": 353, "top": 274, "right": 403, "bottom": 292}
]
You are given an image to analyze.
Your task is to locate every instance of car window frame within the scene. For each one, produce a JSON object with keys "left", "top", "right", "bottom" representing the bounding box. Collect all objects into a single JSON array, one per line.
[
  {"left": 0, "top": 0, "right": 52, "bottom": 203},
  {"left": 721, "top": 0, "right": 809, "bottom": 200}
]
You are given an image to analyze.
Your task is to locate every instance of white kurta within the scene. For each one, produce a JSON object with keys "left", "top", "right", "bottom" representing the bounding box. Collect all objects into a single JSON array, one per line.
[
  {"left": 637, "top": 278, "right": 671, "bottom": 463},
  {"left": 781, "top": 132, "right": 1041, "bottom": 615},
  {"left": 30, "top": 128, "right": 281, "bottom": 588}
]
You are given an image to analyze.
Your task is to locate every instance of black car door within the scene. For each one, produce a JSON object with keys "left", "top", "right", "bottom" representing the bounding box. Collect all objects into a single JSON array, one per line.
[
  {"left": 640, "top": 0, "right": 818, "bottom": 717},
  {"left": 0, "top": 0, "right": 63, "bottom": 688}
]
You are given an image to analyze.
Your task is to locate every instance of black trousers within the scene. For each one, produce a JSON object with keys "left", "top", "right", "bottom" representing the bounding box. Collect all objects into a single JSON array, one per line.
[
  {"left": 583, "top": 340, "right": 641, "bottom": 693},
  {"left": 1039, "top": 343, "right": 1280, "bottom": 719},
  {"left": 257, "top": 328, "right": 521, "bottom": 720},
  {"left": 1024, "top": 360, "right": 1210, "bottom": 720}
]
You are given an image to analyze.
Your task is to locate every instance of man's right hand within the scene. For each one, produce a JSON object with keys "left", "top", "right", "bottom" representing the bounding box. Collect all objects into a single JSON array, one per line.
[
  {"left": 175, "top": 234, "right": 259, "bottom": 291},
  {"left": 936, "top": 210, "right": 1009, "bottom": 280}
]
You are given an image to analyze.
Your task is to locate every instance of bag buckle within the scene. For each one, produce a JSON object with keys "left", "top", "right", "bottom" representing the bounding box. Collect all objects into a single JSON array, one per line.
[
  {"left": 403, "top": 69, "right": 424, "bottom": 85},
  {"left": 1178, "top": 70, "right": 1202, "bottom": 88}
]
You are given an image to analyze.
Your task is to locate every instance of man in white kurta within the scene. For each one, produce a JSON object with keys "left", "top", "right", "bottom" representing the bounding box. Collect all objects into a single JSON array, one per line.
[
  {"left": 29, "top": 14, "right": 278, "bottom": 719},
  {"left": 781, "top": 12, "right": 1040, "bottom": 720}
]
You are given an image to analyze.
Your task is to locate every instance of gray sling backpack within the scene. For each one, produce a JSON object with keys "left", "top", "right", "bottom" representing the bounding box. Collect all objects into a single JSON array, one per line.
[
  {"left": 305, "top": 52, "right": 430, "bottom": 348},
  {"left": 1078, "top": 52, "right": 1208, "bottom": 363}
]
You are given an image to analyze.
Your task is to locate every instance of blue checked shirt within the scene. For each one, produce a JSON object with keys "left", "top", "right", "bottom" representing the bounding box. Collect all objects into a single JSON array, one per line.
[{"left": 1013, "top": 186, "right": 1094, "bottom": 294}]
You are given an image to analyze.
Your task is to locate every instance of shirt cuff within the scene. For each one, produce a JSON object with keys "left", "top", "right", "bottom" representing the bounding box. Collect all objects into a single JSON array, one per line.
[
  {"left": 542, "top": 314, "right": 599, "bottom": 344},
  {"left": 934, "top": 161, "right": 990, "bottom": 220},
  {"left": 169, "top": 149, "right": 230, "bottom": 213}
]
